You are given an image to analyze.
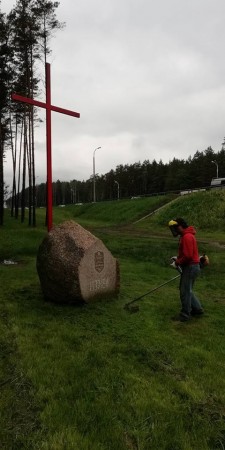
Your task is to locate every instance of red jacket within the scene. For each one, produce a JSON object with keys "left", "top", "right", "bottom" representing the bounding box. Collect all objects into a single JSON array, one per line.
[{"left": 176, "top": 226, "right": 200, "bottom": 266}]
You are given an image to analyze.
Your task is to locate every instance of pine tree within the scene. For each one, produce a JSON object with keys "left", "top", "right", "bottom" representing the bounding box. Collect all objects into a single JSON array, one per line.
[
  {"left": 5, "top": 0, "right": 64, "bottom": 226},
  {"left": 0, "top": 7, "right": 12, "bottom": 225}
]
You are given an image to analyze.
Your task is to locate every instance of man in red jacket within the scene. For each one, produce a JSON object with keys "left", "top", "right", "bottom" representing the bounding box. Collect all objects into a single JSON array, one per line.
[{"left": 168, "top": 218, "right": 204, "bottom": 322}]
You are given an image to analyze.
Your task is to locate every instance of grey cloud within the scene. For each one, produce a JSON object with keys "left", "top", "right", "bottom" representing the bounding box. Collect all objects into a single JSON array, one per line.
[{"left": 3, "top": 0, "right": 225, "bottom": 187}]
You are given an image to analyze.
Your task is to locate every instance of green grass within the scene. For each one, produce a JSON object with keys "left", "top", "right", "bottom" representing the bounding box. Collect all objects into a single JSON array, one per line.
[
  {"left": 1, "top": 190, "right": 225, "bottom": 449},
  {"left": 43, "top": 194, "right": 177, "bottom": 228},
  {"left": 141, "top": 189, "right": 225, "bottom": 232}
]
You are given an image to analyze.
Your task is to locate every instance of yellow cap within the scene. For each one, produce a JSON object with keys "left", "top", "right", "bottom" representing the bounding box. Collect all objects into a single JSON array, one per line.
[{"left": 168, "top": 219, "right": 178, "bottom": 227}]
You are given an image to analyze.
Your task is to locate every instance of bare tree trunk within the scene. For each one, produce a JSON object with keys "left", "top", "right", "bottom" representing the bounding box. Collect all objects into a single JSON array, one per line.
[
  {"left": 21, "top": 114, "right": 27, "bottom": 223},
  {"left": 0, "top": 121, "right": 4, "bottom": 226},
  {"left": 29, "top": 46, "right": 36, "bottom": 227},
  {"left": 10, "top": 114, "right": 16, "bottom": 218},
  {"left": 27, "top": 110, "right": 32, "bottom": 226},
  {"left": 14, "top": 119, "right": 19, "bottom": 218},
  {"left": 31, "top": 111, "right": 36, "bottom": 226},
  {"left": 15, "top": 120, "right": 23, "bottom": 219}
]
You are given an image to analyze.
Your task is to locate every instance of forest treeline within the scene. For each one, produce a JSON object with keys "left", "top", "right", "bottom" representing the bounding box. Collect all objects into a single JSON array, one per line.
[
  {"left": 10, "top": 144, "right": 225, "bottom": 208},
  {"left": 0, "top": 0, "right": 64, "bottom": 226}
]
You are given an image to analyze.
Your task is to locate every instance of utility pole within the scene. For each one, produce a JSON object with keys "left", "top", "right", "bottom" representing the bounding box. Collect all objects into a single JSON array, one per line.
[
  {"left": 211, "top": 160, "right": 219, "bottom": 178},
  {"left": 114, "top": 180, "right": 120, "bottom": 200},
  {"left": 93, "top": 146, "right": 101, "bottom": 202}
]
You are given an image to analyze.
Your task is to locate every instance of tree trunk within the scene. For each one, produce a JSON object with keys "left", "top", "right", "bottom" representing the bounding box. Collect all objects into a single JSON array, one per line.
[
  {"left": 0, "top": 122, "right": 4, "bottom": 226},
  {"left": 21, "top": 114, "right": 27, "bottom": 223},
  {"left": 10, "top": 115, "right": 16, "bottom": 218}
]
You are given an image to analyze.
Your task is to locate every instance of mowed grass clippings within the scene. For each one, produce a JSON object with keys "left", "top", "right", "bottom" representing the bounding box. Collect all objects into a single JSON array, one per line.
[{"left": 0, "top": 191, "right": 225, "bottom": 449}]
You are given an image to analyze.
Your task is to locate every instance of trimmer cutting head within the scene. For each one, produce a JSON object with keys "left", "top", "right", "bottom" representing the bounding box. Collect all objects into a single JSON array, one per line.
[
  {"left": 124, "top": 274, "right": 180, "bottom": 312},
  {"left": 124, "top": 304, "right": 140, "bottom": 313}
]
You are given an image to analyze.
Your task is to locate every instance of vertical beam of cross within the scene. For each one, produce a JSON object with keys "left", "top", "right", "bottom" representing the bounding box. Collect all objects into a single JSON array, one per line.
[
  {"left": 46, "top": 63, "right": 53, "bottom": 230},
  {"left": 11, "top": 62, "right": 80, "bottom": 231}
]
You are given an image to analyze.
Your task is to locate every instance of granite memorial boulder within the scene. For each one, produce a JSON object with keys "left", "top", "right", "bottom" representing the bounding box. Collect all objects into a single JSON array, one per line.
[{"left": 36, "top": 220, "right": 120, "bottom": 303}]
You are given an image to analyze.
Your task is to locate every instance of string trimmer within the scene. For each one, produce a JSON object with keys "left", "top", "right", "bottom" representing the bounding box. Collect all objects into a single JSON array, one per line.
[
  {"left": 124, "top": 255, "right": 209, "bottom": 313},
  {"left": 124, "top": 273, "right": 181, "bottom": 313}
]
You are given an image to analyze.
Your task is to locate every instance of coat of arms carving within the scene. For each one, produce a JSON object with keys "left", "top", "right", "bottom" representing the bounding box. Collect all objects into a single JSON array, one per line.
[{"left": 94, "top": 251, "right": 104, "bottom": 273}]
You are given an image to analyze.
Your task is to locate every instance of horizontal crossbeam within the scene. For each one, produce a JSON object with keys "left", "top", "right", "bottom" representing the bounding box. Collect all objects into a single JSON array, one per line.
[{"left": 11, "top": 93, "right": 80, "bottom": 118}]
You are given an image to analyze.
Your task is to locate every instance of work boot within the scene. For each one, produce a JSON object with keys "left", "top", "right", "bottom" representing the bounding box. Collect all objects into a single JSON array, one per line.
[
  {"left": 172, "top": 313, "right": 191, "bottom": 322},
  {"left": 191, "top": 307, "right": 204, "bottom": 316},
  {"left": 179, "top": 313, "right": 191, "bottom": 322}
]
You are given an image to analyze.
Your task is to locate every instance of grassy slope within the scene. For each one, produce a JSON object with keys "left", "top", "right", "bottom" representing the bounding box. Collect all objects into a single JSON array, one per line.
[
  {"left": 57, "top": 194, "right": 177, "bottom": 227},
  {"left": 137, "top": 189, "right": 225, "bottom": 237},
  {"left": 0, "top": 190, "right": 225, "bottom": 450}
]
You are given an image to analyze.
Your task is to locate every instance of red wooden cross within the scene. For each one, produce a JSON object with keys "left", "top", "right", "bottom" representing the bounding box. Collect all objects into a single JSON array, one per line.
[{"left": 11, "top": 62, "right": 80, "bottom": 231}]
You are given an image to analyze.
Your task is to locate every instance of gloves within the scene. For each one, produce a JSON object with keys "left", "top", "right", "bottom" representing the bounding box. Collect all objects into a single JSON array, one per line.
[
  {"left": 170, "top": 258, "right": 182, "bottom": 273},
  {"left": 200, "top": 254, "right": 209, "bottom": 268}
]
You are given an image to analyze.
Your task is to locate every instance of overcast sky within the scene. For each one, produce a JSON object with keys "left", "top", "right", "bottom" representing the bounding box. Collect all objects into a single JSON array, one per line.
[{"left": 2, "top": 0, "right": 225, "bottom": 186}]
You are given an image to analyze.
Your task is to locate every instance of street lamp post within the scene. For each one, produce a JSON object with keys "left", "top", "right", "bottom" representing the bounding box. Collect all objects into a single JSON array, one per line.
[
  {"left": 71, "top": 188, "right": 74, "bottom": 204},
  {"left": 211, "top": 160, "right": 219, "bottom": 178},
  {"left": 114, "top": 180, "right": 120, "bottom": 200},
  {"left": 93, "top": 146, "right": 101, "bottom": 202},
  {"left": 35, "top": 176, "right": 39, "bottom": 207}
]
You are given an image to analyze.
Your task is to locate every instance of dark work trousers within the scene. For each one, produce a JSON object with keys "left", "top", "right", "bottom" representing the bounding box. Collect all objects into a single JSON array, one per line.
[{"left": 179, "top": 264, "right": 202, "bottom": 318}]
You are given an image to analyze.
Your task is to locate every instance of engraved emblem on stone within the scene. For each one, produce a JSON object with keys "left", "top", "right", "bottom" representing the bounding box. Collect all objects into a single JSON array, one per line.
[{"left": 94, "top": 251, "right": 104, "bottom": 273}]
